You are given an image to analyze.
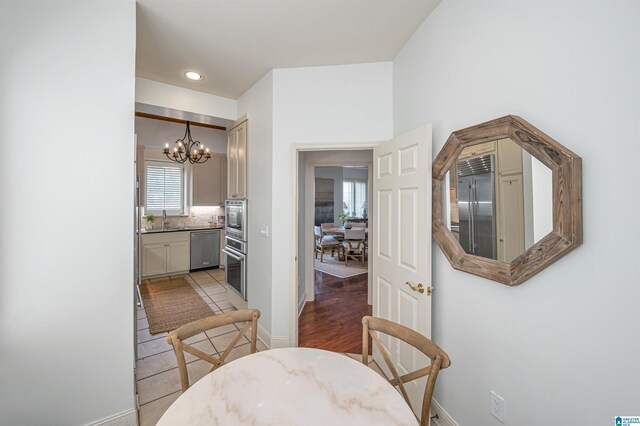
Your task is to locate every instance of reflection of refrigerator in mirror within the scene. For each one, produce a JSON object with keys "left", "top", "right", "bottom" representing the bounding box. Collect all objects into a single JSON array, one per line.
[{"left": 457, "top": 154, "right": 497, "bottom": 260}]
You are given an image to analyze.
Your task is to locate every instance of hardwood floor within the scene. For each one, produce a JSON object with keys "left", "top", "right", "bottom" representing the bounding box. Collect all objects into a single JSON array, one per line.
[{"left": 298, "top": 270, "right": 372, "bottom": 354}]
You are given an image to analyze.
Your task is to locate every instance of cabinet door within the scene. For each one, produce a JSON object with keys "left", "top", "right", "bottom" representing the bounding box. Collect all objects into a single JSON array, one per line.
[
  {"left": 227, "top": 129, "right": 238, "bottom": 198},
  {"left": 497, "top": 175, "right": 525, "bottom": 263},
  {"left": 497, "top": 138, "right": 523, "bottom": 176},
  {"left": 459, "top": 141, "right": 496, "bottom": 160},
  {"left": 193, "top": 156, "right": 222, "bottom": 206},
  {"left": 220, "top": 156, "right": 228, "bottom": 203},
  {"left": 167, "top": 241, "right": 190, "bottom": 273},
  {"left": 142, "top": 243, "right": 167, "bottom": 277},
  {"left": 235, "top": 121, "right": 247, "bottom": 199}
]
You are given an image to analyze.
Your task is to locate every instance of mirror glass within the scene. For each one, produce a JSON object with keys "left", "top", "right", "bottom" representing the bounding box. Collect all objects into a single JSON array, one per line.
[{"left": 444, "top": 138, "right": 553, "bottom": 263}]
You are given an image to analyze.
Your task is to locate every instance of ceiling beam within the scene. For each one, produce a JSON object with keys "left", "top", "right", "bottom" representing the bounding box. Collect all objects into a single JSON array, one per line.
[{"left": 135, "top": 112, "right": 227, "bottom": 131}]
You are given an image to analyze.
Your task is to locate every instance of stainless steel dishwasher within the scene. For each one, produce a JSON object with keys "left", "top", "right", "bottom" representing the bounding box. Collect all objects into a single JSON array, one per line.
[{"left": 190, "top": 230, "right": 220, "bottom": 271}]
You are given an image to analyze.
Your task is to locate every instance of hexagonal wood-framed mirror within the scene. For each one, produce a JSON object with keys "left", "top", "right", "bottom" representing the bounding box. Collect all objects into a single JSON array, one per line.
[{"left": 433, "top": 115, "right": 582, "bottom": 285}]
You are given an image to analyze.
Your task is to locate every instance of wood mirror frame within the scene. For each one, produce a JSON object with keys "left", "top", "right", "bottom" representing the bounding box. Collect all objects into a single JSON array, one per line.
[{"left": 432, "top": 115, "right": 582, "bottom": 285}]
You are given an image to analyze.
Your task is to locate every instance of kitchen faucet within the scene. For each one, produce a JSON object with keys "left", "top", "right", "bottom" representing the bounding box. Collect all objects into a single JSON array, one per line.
[{"left": 162, "top": 209, "right": 167, "bottom": 230}]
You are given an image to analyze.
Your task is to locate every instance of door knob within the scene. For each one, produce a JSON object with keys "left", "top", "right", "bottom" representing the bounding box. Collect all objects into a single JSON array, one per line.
[{"left": 405, "top": 282, "right": 425, "bottom": 294}]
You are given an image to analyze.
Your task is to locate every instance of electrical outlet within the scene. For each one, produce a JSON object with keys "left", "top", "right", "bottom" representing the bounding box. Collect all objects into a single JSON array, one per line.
[{"left": 490, "top": 391, "right": 505, "bottom": 422}]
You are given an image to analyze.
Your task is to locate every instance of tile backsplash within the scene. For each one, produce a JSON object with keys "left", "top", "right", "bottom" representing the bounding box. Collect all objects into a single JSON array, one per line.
[{"left": 142, "top": 206, "right": 224, "bottom": 229}]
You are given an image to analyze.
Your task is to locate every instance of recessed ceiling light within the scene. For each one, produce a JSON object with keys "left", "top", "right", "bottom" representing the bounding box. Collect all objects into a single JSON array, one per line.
[{"left": 185, "top": 71, "right": 203, "bottom": 81}]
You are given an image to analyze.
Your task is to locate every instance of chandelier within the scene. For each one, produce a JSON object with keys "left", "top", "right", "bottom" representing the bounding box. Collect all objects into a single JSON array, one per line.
[{"left": 163, "top": 121, "right": 211, "bottom": 164}]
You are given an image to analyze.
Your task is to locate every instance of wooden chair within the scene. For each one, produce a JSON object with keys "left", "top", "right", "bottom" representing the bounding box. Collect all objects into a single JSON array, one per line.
[
  {"left": 321, "top": 222, "right": 344, "bottom": 241},
  {"left": 166, "top": 309, "right": 261, "bottom": 392},
  {"left": 361, "top": 316, "right": 451, "bottom": 426},
  {"left": 343, "top": 228, "right": 366, "bottom": 266},
  {"left": 345, "top": 221, "right": 367, "bottom": 229},
  {"left": 315, "top": 226, "right": 343, "bottom": 262}
]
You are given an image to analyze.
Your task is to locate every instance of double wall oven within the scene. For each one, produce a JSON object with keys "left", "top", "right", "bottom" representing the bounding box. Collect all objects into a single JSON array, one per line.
[{"left": 223, "top": 199, "right": 247, "bottom": 301}]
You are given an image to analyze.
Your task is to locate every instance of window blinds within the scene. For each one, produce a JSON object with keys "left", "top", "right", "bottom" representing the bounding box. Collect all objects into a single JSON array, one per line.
[{"left": 146, "top": 163, "right": 183, "bottom": 213}]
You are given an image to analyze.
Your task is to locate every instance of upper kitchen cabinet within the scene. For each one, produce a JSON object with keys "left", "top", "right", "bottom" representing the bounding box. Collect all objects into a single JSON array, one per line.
[
  {"left": 192, "top": 154, "right": 227, "bottom": 206},
  {"left": 227, "top": 119, "right": 247, "bottom": 199}
]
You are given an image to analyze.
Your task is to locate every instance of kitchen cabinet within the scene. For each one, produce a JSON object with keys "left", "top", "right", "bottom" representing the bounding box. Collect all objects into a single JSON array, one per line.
[
  {"left": 141, "top": 232, "right": 190, "bottom": 278},
  {"left": 497, "top": 138, "right": 523, "bottom": 176},
  {"left": 497, "top": 174, "right": 525, "bottom": 263},
  {"left": 459, "top": 141, "right": 496, "bottom": 160},
  {"left": 142, "top": 243, "right": 166, "bottom": 277},
  {"left": 193, "top": 154, "right": 227, "bottom": 206},
  {"left": 227, "top": 119, "right": 247, "bottom": 199}
]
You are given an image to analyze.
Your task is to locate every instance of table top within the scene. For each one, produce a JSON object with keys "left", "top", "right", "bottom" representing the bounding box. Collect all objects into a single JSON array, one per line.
[
  {"left": 157, "top": 347, "right": 416, "bottom": 426},
  {"left": 324, "top": 226, "right": 369, "bottom": 234}
]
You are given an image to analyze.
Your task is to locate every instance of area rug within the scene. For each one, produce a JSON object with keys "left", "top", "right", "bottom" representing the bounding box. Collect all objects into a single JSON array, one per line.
[
  {"left": 314, "top": 256, "right": 368, "bottom": 279},
  {"left": 140, "top": 276, "right": 215, "bottom": 334}
]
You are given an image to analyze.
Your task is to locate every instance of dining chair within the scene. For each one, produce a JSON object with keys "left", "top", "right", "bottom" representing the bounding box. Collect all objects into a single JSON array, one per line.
[
  {"left": 166, "top": 309, "right": 261, "bottom": 392},
  {"left": 361, "top": 316, "right": 451, "bottom": 426},
  {"left": 320, "top": 222, "right": 344, "bottom": 241},
  {"left": 343, "top": 228, "right": 366, "bottom": 266},
  {"left": 346, "top": 221, "right": 367, "bottom": 229},
  {"left": 315, "top": 226, "right": 342, "bottom": 262}
]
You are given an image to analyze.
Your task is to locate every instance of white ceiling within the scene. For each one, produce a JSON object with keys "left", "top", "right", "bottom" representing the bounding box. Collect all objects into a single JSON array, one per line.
[{"left": 136, "top": 0, "right": 440, "bottom": 99}]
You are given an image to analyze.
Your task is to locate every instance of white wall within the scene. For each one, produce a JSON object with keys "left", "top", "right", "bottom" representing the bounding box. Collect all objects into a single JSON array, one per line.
[
  {"left": 0, "top": 1, "right": 136, "bottom": 425},
  {"left": 271, "top": 62, "right": 393, "bottom": 341},
  {"left": 135, "top": 116, "right": 227, "bottom": 152},
  {"left": 393, "top": 1, "right": 640, "bottom": 424},
  {"left": 531, "top": 158, "right": 553, "bottom": 242},
  {"left": 237, "top": 72, "right": 274, "bottom": 336},
  {"left": 136, "top": 77, "right": 237, "bottom": 121}
]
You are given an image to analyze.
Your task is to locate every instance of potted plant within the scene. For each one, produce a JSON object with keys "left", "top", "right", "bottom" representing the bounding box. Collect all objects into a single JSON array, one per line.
[
  {"left": 145, "top": 213, "right": 155, "bottom": 229},
  {"left": 339, "top": 212, "right": 352, "bottom": 228}
]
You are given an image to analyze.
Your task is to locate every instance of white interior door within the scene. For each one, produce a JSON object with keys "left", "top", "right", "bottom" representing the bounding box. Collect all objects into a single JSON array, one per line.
[{"left": 372, "top": 124, "right": 432, "bottom": 415}]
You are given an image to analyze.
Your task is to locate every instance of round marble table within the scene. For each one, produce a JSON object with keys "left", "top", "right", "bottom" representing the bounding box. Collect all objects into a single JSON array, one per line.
[{"left": 157, "top": 347, "right": 417, "bottom": 425}]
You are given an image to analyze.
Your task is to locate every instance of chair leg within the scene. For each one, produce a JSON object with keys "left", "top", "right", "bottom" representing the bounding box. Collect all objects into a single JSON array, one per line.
[{"left": 320, "top": 249, "right": 324, "bottom": 263}]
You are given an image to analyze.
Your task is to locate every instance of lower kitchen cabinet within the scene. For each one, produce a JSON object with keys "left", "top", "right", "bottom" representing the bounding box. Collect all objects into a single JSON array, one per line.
[
  {"left": 167, "top": 240, "right": 190, "bottom": 273},
  {"left": 141, "top": 232, "right": 190, "bottom": 278}
]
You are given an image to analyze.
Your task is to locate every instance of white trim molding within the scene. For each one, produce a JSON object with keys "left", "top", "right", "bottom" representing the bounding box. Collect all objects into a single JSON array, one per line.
[
  {"left": 257, "top": 323, "right": 291, "bottom": 349},
  {"left": 298, "top": 291, "right": 307, "bottom": 317},
  {"left": 431, "top": 399, "right": 459, "bottom": 426},
  {"left": 85, "top": 408, "right": 137, "bottom": 426}
]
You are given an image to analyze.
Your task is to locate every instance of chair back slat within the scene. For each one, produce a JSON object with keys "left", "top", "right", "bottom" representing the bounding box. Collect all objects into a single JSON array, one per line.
[
  {"left": 345, "top": 228, "right": 366, "bottom": 241},
  {"left": 362, "top": 316, "right": 451, "bottom": 426},
  {"left": 167, "top": 309, "right": 261, "bottom": 392}
]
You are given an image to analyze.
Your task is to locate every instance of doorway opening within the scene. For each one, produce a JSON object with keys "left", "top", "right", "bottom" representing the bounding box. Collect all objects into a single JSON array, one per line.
[{"left": 295, "top": 149, "right": 374, "bottom": 354}]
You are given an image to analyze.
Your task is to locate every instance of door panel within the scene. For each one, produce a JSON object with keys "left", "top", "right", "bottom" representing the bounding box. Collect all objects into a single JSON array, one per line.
[
  {"left": 236, "top": 122, "right": 247, "bottom": 198},
  {"left": 167, "top": 241, "right": 189, "bottom": 273},
  {"left": 399, "top": 188, "right": 418, "bottom": 271},
  {"left": 142, "top": 243, "right": 166, "bottom": 277},
  {"left": 372, "top": 124, "right": 432, "bottom": 417},
  {"left": 377, "top": 189, "right": 392, "bottom": 260}
]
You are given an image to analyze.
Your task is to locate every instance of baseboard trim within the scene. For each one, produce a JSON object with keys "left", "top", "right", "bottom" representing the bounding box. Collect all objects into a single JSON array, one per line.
[
  {"left": 431, "top": 399, "right": 458, "bottom": 426},
  {"left": 257, "top": 323, "right": 290, "bottom": 349},
  {"left": 85, "top": 408, "right": 137, "bottom": 426},
  {"left": 270, "top": 336, "right": 290, "bottom": 348},
  {"left": 257, "top": 323, "right": 272, "bottom": 348},
  {"left": 298, "top": 291, "right": 306, "bottom": 317}
]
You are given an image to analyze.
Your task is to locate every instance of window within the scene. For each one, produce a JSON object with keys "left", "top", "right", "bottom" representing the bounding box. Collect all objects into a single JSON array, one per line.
[
  {"left": 145, "top": 161, "right": 184, "bottom": 215},
  {"left": 343, "top": 180, "right": 367, "bottom": 217}
]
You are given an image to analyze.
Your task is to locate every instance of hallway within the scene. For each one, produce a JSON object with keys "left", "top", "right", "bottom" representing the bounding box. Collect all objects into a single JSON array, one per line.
[{"left": 298, "top": 270, "right": 372, "bottom": 354}]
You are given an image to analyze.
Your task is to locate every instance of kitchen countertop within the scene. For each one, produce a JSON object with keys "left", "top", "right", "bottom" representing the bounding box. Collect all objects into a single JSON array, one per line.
[{"left": 140, "top": 225, "right": 224, "bottom": 234}]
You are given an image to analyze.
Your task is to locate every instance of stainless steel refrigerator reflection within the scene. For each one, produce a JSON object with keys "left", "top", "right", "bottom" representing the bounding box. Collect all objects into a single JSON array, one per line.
[{"left": 457, "top": 154, "right": 497, "bottom": 260}]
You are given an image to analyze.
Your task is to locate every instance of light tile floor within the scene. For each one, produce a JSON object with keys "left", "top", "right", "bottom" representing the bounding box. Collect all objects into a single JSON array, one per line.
[{"left": 135, "top": 268, "right": 386, "bottom": 426}]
